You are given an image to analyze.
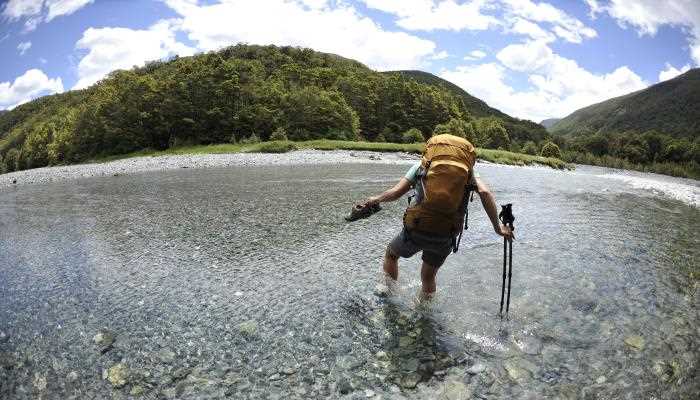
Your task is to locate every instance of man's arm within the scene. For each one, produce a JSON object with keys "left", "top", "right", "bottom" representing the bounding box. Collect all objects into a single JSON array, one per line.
[
  {"left": 364, "top": 178, "right": 412, "bottom": 206},
  {"left": 475, "top": 177, "right": 514, "bottom": 241}
]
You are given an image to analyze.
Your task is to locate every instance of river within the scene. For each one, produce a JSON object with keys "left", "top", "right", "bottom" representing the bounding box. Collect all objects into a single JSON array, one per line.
[{"left": 0, "top": 161, "right": 698, "bottom": 399}]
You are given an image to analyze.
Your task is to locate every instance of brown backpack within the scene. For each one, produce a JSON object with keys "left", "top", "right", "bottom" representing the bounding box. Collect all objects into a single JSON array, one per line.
[{"left": 403, "top": 134, "right": 476, "bottom": 237}]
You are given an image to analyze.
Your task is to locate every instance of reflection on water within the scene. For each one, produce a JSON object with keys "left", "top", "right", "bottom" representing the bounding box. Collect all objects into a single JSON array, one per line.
[{"left": 0, "top": 163, "right": 698, "bottom": 399}]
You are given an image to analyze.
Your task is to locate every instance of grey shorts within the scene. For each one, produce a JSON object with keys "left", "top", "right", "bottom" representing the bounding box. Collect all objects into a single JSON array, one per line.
[{"left": 388, "top": 228, "right": 454, "bottom": 268}]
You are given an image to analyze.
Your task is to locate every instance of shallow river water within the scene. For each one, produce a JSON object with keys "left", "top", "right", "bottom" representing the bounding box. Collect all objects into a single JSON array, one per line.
[{"left": 0, "top": 161, "right": 698, "bottom": 399}]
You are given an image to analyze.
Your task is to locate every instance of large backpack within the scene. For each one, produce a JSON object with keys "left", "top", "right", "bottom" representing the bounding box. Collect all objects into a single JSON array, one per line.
[{"left": 403, "top": 134, "right": 476, "bottom": 238}]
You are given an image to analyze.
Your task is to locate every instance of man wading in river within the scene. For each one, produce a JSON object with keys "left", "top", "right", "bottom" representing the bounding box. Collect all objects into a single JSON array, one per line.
[{"left": 363, "top": 134, "right": 514, "bottom": 299}]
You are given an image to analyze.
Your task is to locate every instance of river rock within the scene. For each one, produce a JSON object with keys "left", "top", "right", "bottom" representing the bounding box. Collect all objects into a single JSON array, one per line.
[
  {"left": 238, "top": 321, "right": 258, "bottom": 336},
  {"left": 624, "top": 335, "right": 645, "bottom": 351},
  {"left": 504, "top": 360, "right": 532, "bottom": 383},
  {"left": 336, "top": 355, "right": 363, "bottom": 370},
  {"left": 440, "top": 379, "right": 471, "bottom": 400},
  {"left": 157, "top": 348, "right": 176, "bottom": 364},
  {"left": 33, "top": 373, "right": 47, "bottom": 391},
  {"left": 93, "top": 329, "right": 115, "bottom": 353},
  {"left": 66, "top": 371, "right": 79, "bottom": 382},
  {"left": 376, "top": 351, "right": 389, "bottom": 361},
  {"left": 130, "top": 385, "right": 145, "bottom": 396},
  {"left": 106, "top": 363, "right": 129, "bottom": 388},
  {"left": 518, "top": 336, "right": 543, "bottom": 355},
  {"left": 400, "top": 372, "right": 421, "bottom": 389},
  {"left": 0, "top": 331, "right": 8, "bottom": 343},
  {"left": 399, "top": 336, "right": 415, "bottom": 347},
  {"left": 596, "top": 376, "right": 606, "bottom": 384},
  {"left": 653, "top": 360, "right": 680, "bottom": 383},
  {"left": 466, "top": 363, "right": 486, "bottom": 375}
]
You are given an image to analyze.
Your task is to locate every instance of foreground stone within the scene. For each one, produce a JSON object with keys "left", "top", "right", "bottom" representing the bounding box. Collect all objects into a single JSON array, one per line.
[
  {"left": 624, "top": 335, "right": 645, "bottom": 351},
  {"left": 106, "top": 363, "right": 129, "bottom": 388},
  {"left": 93, "top": 329, "right": 115, "bottom": 353}
]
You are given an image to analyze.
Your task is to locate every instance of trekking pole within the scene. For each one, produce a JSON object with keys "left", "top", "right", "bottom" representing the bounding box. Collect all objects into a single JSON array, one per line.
[{"left": 498, "top": 204, "right": 515, "bottom": 319}]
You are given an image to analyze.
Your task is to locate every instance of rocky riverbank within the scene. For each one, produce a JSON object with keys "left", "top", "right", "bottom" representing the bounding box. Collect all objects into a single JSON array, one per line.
[{"left": 0, "top": 150, "right": 420, "bottom": 188}]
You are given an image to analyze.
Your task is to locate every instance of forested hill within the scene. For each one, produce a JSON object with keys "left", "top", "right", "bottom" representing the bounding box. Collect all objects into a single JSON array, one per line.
[
  {"left": 540, "top": 118, "right": 561, "bottom": 129},
  {"left": 550, "top": 68, "right": 700, "bottom": 138},
  {"left": 0, "top": 44, "right": 549, "bottom": 174},
  {"left": 388, "top": 70, "right": 549, "bottom": 143}
]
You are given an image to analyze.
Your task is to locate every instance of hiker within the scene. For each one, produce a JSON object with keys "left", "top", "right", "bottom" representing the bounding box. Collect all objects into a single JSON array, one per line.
[{"left": 362, "top": 134, "right": 514, "bottom": 298}]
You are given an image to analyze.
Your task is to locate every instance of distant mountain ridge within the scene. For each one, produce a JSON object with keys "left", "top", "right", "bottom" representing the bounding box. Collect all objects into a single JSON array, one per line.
[
  {"left": 540, "top": 118, "right": 560, "bottom": 129},
  {"left": 550, "top": 68, "right": 700, "bottom": 138},
  {"left": 387, "top": 70, "right": 549, "bottom": 143}
]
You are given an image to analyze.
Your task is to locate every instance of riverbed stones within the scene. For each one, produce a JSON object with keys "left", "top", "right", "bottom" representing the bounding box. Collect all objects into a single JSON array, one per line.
[
  {"left": 106, "top": 363, "right": 129, "bottom": 388},
  {"left": 503, "top": 360, "right": 533, "bottom": 383},
  {"left": 624, "top": 335, "right": 645, "bottom": 351},
  {"left": 33, "top": 373, "right": 47, "bottom": 391},
  {"left": 93, "top": 329, "right": 115, "bottom": 353},
  {"left": 66, "top": 371, "right": 79, "bottom": 382}
]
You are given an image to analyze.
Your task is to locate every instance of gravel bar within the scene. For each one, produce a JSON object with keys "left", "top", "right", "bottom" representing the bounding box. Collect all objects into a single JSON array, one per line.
[{"left": 0, "top": 149, "right": 420, "bottom": 188}]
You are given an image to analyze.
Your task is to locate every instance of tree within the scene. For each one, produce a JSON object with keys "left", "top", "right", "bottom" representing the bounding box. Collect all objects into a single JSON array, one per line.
[
  {"left": 269, "top": 127, "right": 288, "bottom": 141},
  {"left": 402, "top": 128, "right": 424, "bottom": 143},
  {"left": 540, "top": 141, "right": 561, "bottom": 159},
  {"left": 522, "top": 141, "right": 538, "bottom": 155},
  {"left": 475, "top": 118, "right": 510, "bottom": 149},
  {"left": 662, "top": 139, "right": 691, "bottom": 162}
]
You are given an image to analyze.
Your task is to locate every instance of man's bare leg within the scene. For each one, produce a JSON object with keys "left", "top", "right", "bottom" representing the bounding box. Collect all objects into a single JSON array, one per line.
[
  {"left": 383, "top": 247, "right": 399, "bottom": 280},
  {"left": 420, "top": 261, "right": 439, "bottom": 299}
]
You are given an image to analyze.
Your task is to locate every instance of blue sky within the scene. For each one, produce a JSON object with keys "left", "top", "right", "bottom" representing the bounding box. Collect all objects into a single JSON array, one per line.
[{"left": 1, "top": 0, "right": 698, "bottom": 122}]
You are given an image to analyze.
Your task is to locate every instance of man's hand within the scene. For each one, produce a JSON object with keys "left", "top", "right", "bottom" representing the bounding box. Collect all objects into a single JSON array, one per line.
[
  {"left": 364, "top": 195, "right": 381, "bottom": 207},
  {"left": 496, "top": 224, "right": 515, "bottom": 241}
]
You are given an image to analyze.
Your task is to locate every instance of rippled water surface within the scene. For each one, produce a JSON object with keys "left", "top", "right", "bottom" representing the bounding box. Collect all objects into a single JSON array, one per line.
[{"left": 1, "top": 162, "right": 698, "bottom": 399}]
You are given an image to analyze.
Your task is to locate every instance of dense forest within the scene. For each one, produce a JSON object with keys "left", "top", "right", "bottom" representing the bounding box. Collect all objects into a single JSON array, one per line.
[
  {"left": 548, "top": 69, "right": 700, "bottom": 178},
  {"left": 0, "top": 44, "right": 553, "bottom": 174}
]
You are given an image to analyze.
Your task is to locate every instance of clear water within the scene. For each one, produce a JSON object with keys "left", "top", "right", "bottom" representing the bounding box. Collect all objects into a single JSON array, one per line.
[{"left": 0, "top": 163, "right": 698, "bottom": 399}]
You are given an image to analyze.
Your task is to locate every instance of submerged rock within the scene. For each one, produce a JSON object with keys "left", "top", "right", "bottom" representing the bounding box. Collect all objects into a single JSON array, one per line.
[
  {"left": 157, "top": 348, "right": 176, "bottom": 364},
  {"left": 106, "top": 363, "right": 129, "bottom": 388},
  {"left": 238, "top": 321, "right": 258, "bottom": 336},
  {"left": 653, "top": 360, "right": 681, "bottom": 383},
  {"left": 33, "top": 373, "right": 47, "bottom": 391},
  {"left": 503, "top": 360, "right": 532, "bottom": 383},
  {"left": 0, "top": 331, "right": 8, "bottom": 343},
  {"left": 624, "top": 335, "right": 645, "bottom": 351},
  {"left": 93, "top": 329, "right": 115, "bottom": 353},
  {"left": 440, "top": 379, "right": 471, "bottom": 400},
  {"left": 400, "top": 372, "right": 421, "bottom": 389},
  {"left": 130, "top": 385, "right": 145, "bottom": 396},
  {"left": 466, "top": 363, "right": 486, "bottom": 375}
]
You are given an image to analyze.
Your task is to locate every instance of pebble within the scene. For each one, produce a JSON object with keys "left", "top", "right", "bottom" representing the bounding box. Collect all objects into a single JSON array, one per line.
[
  {"left": 624, "top": 335, "right": 645, "bottom": 351},
  {"left": 93, "top": 329, "right": 115, "bottom": 353},
  {"left": 66, "top": 371, "right": 79, "bottom": 382},
  {"left": 466, "top": 363, "right": 486, "bottom": 375},
  {"left": 33, "top": 373, "right": 47, "bottom": 391},
  {"left": 596, "top": 376, "right": 606, "bottom": 384},
  {"left": 0, "top": 331, "right": 7, "bottom": 343},
  {"left": 157, "top": 348, "right": 176, "bottom": 364},
  {"left": 238, "top": 321, "right": 258, "bottom": 336}
]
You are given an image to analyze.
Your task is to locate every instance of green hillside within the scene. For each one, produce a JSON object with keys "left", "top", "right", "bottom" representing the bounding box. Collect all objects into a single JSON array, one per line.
[
  {"left": 388, "top": 70, "right": 550, "bottom": 143},
  {"left": 550, "top": 68, "right": 700, "bottom": 138},
  {"left": 0, "top": 44, "right": 549, "bottom": 174},
  {"left": 540, "top": 118, "right": 560, "bottom": 129}
]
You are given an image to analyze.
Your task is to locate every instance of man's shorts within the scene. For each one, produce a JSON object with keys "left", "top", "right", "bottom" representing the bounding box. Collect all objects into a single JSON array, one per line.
[{"left": 388, "top": 228, "right": 454, "bottom": 268}]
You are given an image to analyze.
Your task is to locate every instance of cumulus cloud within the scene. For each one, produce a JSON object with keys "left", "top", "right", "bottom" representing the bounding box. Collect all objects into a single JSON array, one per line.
[
  {"left": 0, "top": 68, "right": 64, "bottom": 110},
  {"left": 164, "top": 0, "right": 438, "bottom": 71},
  {"left": 507, "top": 17, "right": 556, "bottom": 42},
  {"left": 588, "top": 0, "right": 700, "bottom": 64},
  {"left": 362, "top": 0, "right": 499, "bottom": 31},
  {"left": 658, "top": 63, "right": 691, "bottom": 82},
  {"left": 2, "top": 0, "right": 94, "bottom": 31},
  {"left": 73, "top": 19, "right": 196, "bottom": 89},
  {"left": 442, "top": 41, "right": 647, "bottom": 121},
  {"left": 464, "top": 49, "right": 487, "bottom": 60},
  {"left": 501, "top": 0, "right": 597, "bottom": 43},
  {"left": 17, "top": 41, "right": 32, "bottom": 55}
]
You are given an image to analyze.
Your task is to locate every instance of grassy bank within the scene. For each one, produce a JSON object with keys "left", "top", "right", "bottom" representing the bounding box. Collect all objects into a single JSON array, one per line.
[
  {"left": 563, "top": 151, "right": 700, "bottom": 180},
  {"left": 92, "top": 139, "right": 571, "bottom": 170}
]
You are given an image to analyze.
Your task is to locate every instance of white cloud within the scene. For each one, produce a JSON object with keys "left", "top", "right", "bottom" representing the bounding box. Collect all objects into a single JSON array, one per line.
[
  {"left": 431, "top": 50, "right": 449, "bottom": 60},
  {"left": 39, "top": 57, "right": 47, "bottom": 64},
  {"left": 588, "top": 0, "right": 700, "bottom": 64},
  {"left": 658, "top": 62, "right": 691, "bottom": 82},
  {"left": 2, "top": 0, "right": 43, "bottom": 19},
  {"left": 0, "top": 68, "right": 64, "bottom": 110},
  {"left": 164, "top": 0, "right": 439, "bottom": 71},
  {"left": 464, "top": 49, "right": 487, "bottom": 60},
  {"left": 46, "top": 0, "right": 94, "bottom": 21},
  {"left": 17, "top": 41, "right": 32, "bottom": 55},
  {"left": 1, "top": 0, "right": 94, "bottom": 31},
  {"left": 442, "top": 41, "right": 647, "bottom": 121},
  {"left": 362, "top": 0, "right": 499, "bottom": 32},
  {"left": 507, "top": 17, "right": 555, "bottom": 42},
  {"left": 501, "top": 0, "right": 597, "bottom": 43},
  {"left": 73, "top": 19, "right": 196, "bottom": 89}
]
